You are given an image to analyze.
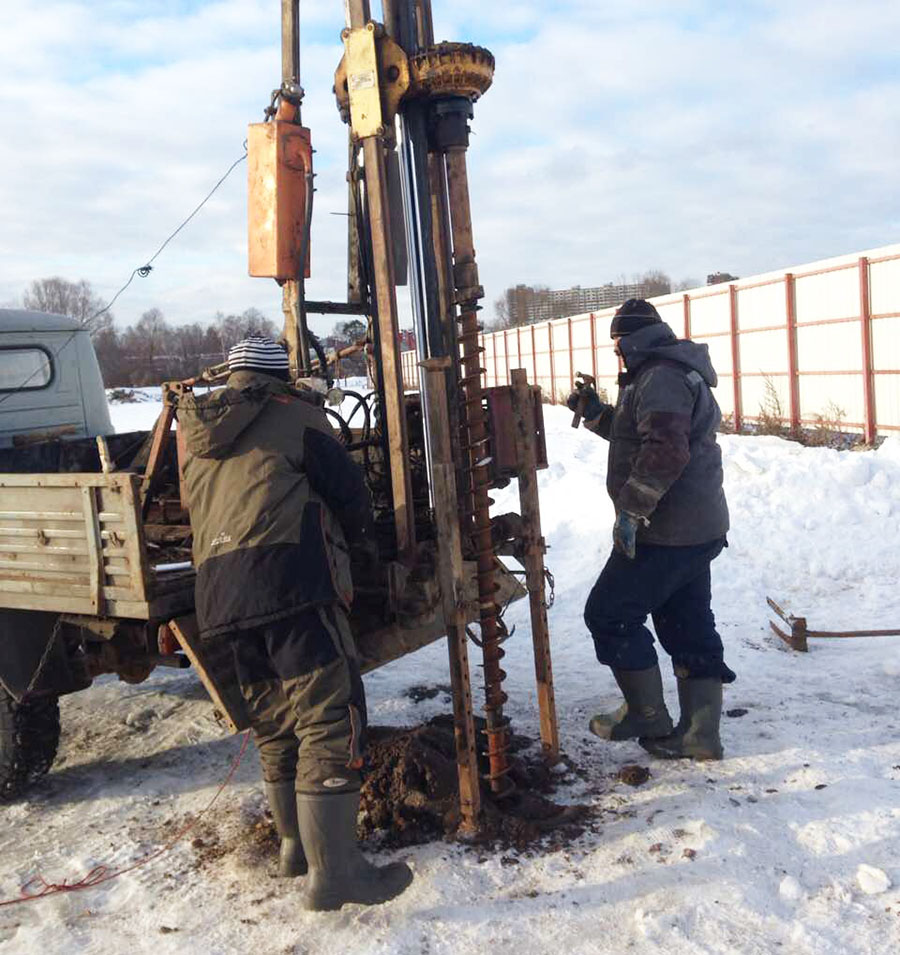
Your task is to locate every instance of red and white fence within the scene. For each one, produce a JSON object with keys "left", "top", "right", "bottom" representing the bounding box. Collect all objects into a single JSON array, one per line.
[{"left": 400, "top": 243, "right": 900, "bottom": 442}]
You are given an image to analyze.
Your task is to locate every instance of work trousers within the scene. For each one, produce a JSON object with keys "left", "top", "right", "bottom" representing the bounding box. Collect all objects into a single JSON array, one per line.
[
  {"left": 584, "top": 537, "right": 735, "bottom": 681},
  {"left": 230, "top": 604, "right": 367, "bottom": 794}
]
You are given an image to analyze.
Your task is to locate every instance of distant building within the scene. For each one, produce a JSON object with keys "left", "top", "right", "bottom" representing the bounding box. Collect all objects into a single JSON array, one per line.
[
  {"left": 505, "top": 282, "right": 650, "bottom": 326},
  {"left": 398, "top": 329, "right": 417, "bottom": 351},
  {"left": 707, "top": 272, "right": 739, "bottom": 285}
]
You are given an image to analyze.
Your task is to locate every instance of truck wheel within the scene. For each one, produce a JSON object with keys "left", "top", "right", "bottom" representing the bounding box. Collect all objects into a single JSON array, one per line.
[{"left": 0, "top": 688, "right": 61, "bottom": 802}]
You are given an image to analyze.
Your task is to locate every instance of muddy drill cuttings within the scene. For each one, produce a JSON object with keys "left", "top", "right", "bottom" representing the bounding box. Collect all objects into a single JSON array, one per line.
[{"left": 358, "top": 714, "right": 588, "bottom": 850}]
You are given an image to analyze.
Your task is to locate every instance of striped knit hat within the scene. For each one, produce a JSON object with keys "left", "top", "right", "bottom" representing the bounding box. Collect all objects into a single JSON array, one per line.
[{"left": 227, "top": 337, "right": 290, "bottom": 378}]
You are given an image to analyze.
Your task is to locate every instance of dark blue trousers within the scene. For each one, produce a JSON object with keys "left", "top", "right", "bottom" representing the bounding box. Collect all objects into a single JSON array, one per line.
[{"left": 584, "top": 537, "right": 734, "bottom": 681}]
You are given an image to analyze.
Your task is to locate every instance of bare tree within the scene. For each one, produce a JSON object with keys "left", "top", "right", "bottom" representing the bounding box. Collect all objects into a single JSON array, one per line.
[
  {"left": 326, "top": 319, "right": 368, "bottom": 376},
  {"left": 215, "top": 308, "right": 279, "bottom": 352},
  {"left": 23, "top": 277, "right": 112, "bottom": 336},
  {"left": 637, "top": 270, "right": 672, "bottom": 298},
  {"left": 673, "top": 277, "right": 700, "bottom": 292}
]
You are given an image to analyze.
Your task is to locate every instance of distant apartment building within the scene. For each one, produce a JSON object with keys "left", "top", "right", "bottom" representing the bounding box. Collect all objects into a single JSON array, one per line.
[{"left": 504, "top": 282, "right": 650, "bottom": 326}]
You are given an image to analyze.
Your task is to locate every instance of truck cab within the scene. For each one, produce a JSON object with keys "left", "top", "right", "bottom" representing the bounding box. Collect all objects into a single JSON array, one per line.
[{"left": 0, "top": 309, "right": 112, "bottom": 449}]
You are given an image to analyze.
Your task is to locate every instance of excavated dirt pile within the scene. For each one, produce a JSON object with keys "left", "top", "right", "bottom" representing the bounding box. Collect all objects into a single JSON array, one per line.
[{"left": 359, "top": 715, "right": 588, "bottom": 849}]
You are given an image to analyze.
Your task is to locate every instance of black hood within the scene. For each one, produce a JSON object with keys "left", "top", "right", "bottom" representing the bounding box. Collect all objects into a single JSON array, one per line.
[{"left": 618, "top": 322, "right": 718, "bottom": 387}]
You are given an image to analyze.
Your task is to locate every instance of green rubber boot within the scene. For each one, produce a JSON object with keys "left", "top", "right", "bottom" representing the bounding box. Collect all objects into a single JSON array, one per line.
[
  {"left": 297, "top": 792, "right": 413, "bottom": 911},
  {"left": 264, "top": 781, "right": 307, "bottom": 877},
  {"left": 589, "top": 665, "right": 674, "bottom": 741},
  {"left": 640, "top": 677, "right": 724, "bottom": 760}
]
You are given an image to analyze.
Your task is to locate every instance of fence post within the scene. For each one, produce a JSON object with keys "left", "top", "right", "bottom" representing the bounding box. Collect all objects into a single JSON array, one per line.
[
  {"left": 683, "top": 294, "right": 691, "bottom": 339},
  {"left": 785, "top": 273, "right": 801, "bottom": 434},
  {"left": 859, "top": 256, "right": 877, "bottom": 443},
  {"left": 548, "top": 323, "right": 557, "bottom": 405},
  {"left": 589, "top": 312, "right": 598, "bottom": 383},
  {"left": 491, "top": 330, "right": 499, "bottom": 388},
  {"left": 504, "top": 328, "right": 511, "bottom": 385},
  {"left": 729, "top": 283, "right": 742, "bottom": 432},
  {"left": 567, "top": 317, "right": 574, "bottom": 392},
  {"left": 531, "top": 323, "right": 537, "bottom": 386},
  {"left": 517, "top": 324, "right": 523, "bottom": 375}
]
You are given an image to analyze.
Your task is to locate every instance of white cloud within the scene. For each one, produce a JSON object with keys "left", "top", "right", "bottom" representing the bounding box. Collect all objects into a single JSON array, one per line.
[{"left": 1, "top": 0, "right": 898, "bottom": 331}]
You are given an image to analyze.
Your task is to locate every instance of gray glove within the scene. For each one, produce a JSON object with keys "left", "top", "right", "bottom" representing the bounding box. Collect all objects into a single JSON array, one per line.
[{"left": 613, "top": 511, "right": 646, "bottom": 560}]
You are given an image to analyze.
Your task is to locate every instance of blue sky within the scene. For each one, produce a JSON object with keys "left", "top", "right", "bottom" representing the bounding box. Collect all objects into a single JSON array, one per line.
[{"left": 2, "top": 0, "right": 898, "bottom": 335}]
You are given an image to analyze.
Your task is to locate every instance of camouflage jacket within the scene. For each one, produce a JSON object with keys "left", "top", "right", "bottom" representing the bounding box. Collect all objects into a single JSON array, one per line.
[
  {"left": 177, "top": 371, "right": 371, "bottom": 638},
  {"left": 587, "top": 323, "right": 729, "bottom": 546}
]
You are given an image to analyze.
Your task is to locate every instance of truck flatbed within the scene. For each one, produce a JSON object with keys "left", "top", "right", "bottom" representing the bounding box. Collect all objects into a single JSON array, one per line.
[{"left": 0, "top": 471, "right": 194, "bottom": 620}]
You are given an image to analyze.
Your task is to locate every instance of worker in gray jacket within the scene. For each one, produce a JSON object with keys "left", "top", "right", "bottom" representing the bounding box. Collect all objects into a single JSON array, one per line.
[{"left": 567, "top": 300, "right": 733, "bottom": 760}]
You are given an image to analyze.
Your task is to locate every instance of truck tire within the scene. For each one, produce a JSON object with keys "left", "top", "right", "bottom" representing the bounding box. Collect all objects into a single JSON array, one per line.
[{"left": 0, "top": 687, "right": 61, "bottom": 802}]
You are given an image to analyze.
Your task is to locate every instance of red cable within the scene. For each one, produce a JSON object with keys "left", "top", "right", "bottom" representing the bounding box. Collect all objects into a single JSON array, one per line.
[{"left": 0, "top": 730, "right": 251, "bottom": 909}]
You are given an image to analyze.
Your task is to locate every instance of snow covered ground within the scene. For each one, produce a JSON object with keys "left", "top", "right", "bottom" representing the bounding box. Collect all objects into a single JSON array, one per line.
[{"left": 2, "top": 399, "right": 900, "bottom": 954}]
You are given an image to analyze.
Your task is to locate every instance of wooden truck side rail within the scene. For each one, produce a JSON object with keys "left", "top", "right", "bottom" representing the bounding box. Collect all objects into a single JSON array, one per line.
[{"left": 0, "top": 472, "right": 194, "bottom": 620}]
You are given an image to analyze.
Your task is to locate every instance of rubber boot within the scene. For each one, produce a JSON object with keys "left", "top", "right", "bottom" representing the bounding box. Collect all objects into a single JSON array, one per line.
[
  {"left": 297, "top": 791, "right": 413, "bottom": 911},
  {"left": 640, "top": 677, "right": 724, "bottom": 760},
  {"left": 589, "top": 665, "right": 674, "bottom": 741},
  {"left": 264, "top": 780, "right": 307, "bottom": 877}
]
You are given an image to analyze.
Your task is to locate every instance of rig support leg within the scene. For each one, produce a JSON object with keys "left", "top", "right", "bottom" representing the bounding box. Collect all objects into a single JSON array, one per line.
[
  {"left": 511, "top": 369, "right": 560, "bottom": 760},
  {"left": 421, "top": 357, "right": 482, "bottom": 832}
]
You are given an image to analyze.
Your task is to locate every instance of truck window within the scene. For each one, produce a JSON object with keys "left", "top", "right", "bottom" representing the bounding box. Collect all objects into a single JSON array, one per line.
[{"left": 0, "top": 347, "right": 53, "bottom": 391}]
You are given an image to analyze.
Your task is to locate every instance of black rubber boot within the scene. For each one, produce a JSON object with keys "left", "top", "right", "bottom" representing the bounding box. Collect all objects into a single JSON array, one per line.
[
  {"left": 264, "top": 780, "right": 307, "bottom": 877},
  {"left": 297, "top": 791, "right": 413, "bottom": 911},
  {"left": 640, "top": 677, "right": 724, "bottom": 760},
  {"left": 589, "top": 665, "right": 674, "bottom": 741}
]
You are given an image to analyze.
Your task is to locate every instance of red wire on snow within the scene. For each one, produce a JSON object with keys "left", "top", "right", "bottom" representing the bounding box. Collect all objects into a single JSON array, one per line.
[{"left": 0, "top": 730, "right": 251, "bottom": 909}]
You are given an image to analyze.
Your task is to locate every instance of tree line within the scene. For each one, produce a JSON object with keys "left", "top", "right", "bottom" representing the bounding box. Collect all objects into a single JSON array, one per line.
[{"left": 19, "top": 277, "right": 366, "bottom": 387}]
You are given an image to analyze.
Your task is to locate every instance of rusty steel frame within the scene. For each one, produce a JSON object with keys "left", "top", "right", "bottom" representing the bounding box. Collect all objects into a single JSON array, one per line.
[
  {"left": 511, "top": 369, "right": 559, "bottom": 758},
  {"left": 251, "top": 0, "right": 562, "bottom": 827},
  {"left": 421, "top": 357, "right": 481, "bottom": 830},
  {"left": 767, "top": 597, "right": 900, "bottom": 654},
  {"left": 345, "top": 0, "right": 417, "bottom": 561}
]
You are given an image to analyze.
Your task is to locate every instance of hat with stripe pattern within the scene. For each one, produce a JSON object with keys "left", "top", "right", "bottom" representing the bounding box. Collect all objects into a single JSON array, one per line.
[{"left": 227, "top": 336, "right": 290, "bottom": 378}]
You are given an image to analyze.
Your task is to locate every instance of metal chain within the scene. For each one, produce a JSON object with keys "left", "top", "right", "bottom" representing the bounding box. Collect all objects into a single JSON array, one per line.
[
  {"left": 263, "top": 87, "right": 282, "bottom": 121},
  {"left": 544, "top": 567, "right": 556, "bottom": 609},
  {"left": 22, "top": 615, "right": 64, "bottom": 699}
]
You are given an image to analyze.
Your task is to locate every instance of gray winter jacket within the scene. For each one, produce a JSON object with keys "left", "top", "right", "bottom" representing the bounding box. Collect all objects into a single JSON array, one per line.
[{"left": 587, "top": 323, "right": 729, "bottom": 546}]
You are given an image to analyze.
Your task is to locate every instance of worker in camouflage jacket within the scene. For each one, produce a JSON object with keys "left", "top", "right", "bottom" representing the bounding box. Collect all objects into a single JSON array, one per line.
[
  {"left": 567, "top": 300, "right": 733, "bottom": 761},
  {"left": 178, "top": 337, "right": 411, "bottom": 911}
]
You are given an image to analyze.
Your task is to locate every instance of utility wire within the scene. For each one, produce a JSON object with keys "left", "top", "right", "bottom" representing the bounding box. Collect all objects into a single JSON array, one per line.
[
  {"left": 0, "top": 145, "right": 248, "bottom": 407},
  {"left": 92, "top": 145, "right": 249, "bottom": 322}
]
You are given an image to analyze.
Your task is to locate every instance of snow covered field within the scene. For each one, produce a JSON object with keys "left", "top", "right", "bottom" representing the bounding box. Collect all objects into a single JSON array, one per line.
[{"left": 2, "top": 398, "right": 900, "bottom": 954}]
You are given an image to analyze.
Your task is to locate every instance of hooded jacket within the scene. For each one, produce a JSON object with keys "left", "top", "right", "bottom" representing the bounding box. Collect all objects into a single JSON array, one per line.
[
  {"left": 177, "top": 371, "right": 372, "bottom": 638},
  {"left": 588, "top": 323, "right": 729, "bottom": 546}
]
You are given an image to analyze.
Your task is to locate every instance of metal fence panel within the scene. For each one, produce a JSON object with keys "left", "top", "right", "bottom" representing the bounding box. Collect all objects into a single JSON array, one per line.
[{"left": 398, "top": 243, "right": 900, "bottom": 439}]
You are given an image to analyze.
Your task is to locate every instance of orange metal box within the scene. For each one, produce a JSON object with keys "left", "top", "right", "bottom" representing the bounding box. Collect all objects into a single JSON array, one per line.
[{"left": 247, "top": 120, "right": 312, "bottom": 279}]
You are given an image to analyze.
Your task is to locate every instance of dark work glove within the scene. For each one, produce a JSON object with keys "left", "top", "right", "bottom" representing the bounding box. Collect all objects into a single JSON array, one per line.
[
  {"left": 613, "top": 511, "right": 645, "bottom": 560},
  {"left": 565, "top": 386, "right": 606, "bottom": 421}
]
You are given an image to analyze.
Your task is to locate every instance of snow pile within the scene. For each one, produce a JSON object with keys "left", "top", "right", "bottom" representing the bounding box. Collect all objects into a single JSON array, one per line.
[{"left": 2, "top": 404, "right": 900, "bottom": 953}]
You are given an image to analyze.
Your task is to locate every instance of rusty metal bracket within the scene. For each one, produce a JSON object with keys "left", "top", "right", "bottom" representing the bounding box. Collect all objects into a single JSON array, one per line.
[
  {"left": 767, "top": 597, "right": 809, "bottom": 652},
  {"left": 767, "top": 596, "right": 900, "bottom": 653}
]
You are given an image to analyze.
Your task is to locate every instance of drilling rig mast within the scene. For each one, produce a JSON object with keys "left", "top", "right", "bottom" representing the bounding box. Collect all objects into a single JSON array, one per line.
[{"left": 247, "top": 0, "right": 559, "bottom": 830}]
